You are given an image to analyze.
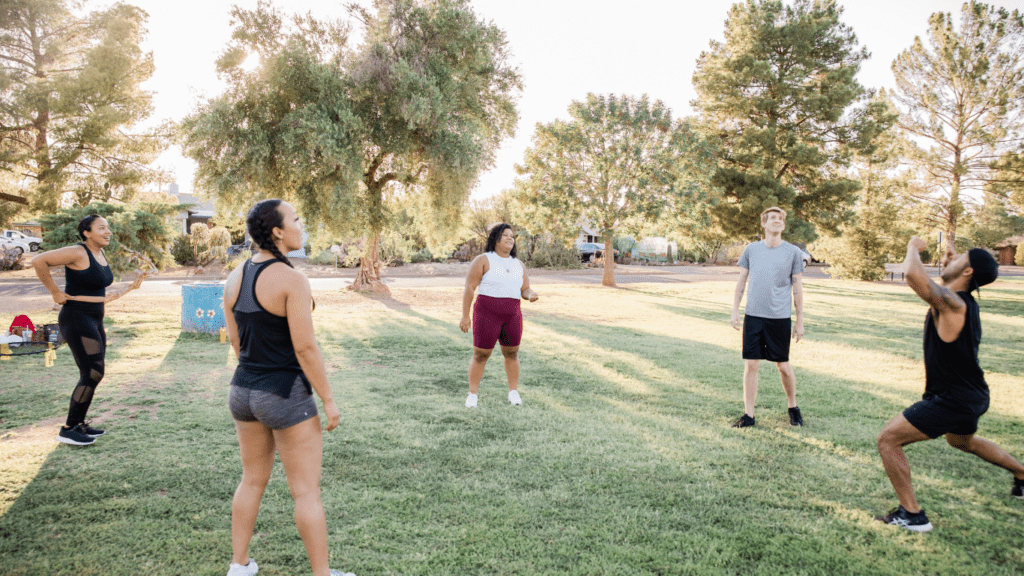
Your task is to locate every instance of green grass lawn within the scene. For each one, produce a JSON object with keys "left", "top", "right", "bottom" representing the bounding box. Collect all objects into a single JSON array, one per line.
[{"left": 1, "top": 278, "right": 1023, "bottom": 576}]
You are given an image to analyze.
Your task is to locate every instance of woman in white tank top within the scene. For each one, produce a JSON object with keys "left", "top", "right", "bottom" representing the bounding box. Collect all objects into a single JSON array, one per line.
[{"left": 459, "top": 223, "right": 539, "bottom": 407}]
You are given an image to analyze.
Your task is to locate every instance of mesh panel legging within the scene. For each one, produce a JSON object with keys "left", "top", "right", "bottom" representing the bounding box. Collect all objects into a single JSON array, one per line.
[{"left": 59, "top": 301, "right": 106, "bottom": 428}]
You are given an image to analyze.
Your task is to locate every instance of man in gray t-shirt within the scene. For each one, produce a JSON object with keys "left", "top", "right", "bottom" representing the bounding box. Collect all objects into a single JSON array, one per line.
[{"left": 729, "top": 207, "right": 806, "bottom": 428}]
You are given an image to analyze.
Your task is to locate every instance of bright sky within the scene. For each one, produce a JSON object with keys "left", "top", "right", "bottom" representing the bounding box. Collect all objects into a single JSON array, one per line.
[{"left": 124, "top": 0, "right": 1019, "bottom": 200}]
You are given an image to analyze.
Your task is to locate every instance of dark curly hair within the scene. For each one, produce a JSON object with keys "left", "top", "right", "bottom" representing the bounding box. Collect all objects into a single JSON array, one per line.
[
  {"left": 485, "top": 223, "right": 516, "bottom": 258},
  {"left": 246, "top": 199, "right": 294, "bottom": 268},
  {"left": 77, "top": 214, "right": 104, "bottom": 241}
]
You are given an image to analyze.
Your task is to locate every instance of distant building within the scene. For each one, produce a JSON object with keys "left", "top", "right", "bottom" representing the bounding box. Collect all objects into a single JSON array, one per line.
[
  {"left": 995, "top": 234, "right": 1023, "bottom": 266},
  {"left": 172, "top": 188, "right": 216, "bottom": 235}
]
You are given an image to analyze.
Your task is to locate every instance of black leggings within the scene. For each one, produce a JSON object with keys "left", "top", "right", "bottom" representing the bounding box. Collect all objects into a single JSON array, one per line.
[{"left": 59, "top": 301, "right": 106, "bottom": 427}]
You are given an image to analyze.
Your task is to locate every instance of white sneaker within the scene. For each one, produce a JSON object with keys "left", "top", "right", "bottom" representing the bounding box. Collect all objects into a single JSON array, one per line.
[
  {"left": 508, "top": 390, "right": 522, "bottom": 405},
  {"left": 329, "top": 571, "right": 356, "bottom": 576},
  {"left": 465, "top": 393, "right": 478, "bottom": 408},
  {"left": 226, "top": 559, "right": 258, "bottom": 576}
]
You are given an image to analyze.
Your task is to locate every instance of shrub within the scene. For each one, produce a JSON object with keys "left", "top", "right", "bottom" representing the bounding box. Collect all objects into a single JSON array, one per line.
[
  {"left": 171, "top": 235, "right": 194, "bottom": 266},
  {"left": 1016, "top": 241, "right": 1024, "bottom": 267},
  {"left": 224, "top": 250, "right": 251, "bottom": 272},
  {"left": 0, "top": 247, "right": 22, "bottom": 271},
  {"left": 37, "top": 202, "right": 177, "bottom": 276},
  {"left": 409, "top": 248, "right": 434, "bottom": 263},
  {"left": 517, "top": 234, "right": 582, "bottom": 269}
]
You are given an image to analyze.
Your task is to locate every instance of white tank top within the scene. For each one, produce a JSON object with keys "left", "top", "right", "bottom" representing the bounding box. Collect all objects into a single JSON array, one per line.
[{"left": 478, "top": 252, "right": 523, "bottom": 299}]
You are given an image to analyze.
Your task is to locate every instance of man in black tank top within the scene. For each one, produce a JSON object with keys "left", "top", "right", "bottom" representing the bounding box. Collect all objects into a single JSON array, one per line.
[{"left": 875, "top": 238, "right": 1024, "bottom": 532}]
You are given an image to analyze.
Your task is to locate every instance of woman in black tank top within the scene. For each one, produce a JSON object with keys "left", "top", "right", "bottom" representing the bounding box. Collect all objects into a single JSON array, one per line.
[
  {"left": 32, "top": 215, "right": 114, "bottom": 447},
  {"left": 221, "top": 199, "right": 351, "bottom": 576}
]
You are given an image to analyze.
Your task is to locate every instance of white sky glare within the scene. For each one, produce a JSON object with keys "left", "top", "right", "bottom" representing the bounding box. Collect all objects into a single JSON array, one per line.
[{"left": 125, "top": 0, "right": 1021, "bottom": 199}]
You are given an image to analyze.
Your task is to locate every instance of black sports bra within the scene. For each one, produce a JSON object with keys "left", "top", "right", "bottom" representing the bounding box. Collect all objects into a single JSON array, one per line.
[{"left": 64, "top": 243, "right": 114, "bottom": 297}]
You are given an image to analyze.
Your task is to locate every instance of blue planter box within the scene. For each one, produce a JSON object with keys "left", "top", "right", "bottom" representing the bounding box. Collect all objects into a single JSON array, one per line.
[{"left": 181, "top": 282, "right": 225, "bottom": 334}]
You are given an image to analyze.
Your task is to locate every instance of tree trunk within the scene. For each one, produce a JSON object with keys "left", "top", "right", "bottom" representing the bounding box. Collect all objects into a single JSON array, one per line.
[
  {"left": 348, "top": 234, "right": 390, "bottom": 294},
  {"left": 601, "top": 233, "right": 616, "bottom": 287}
]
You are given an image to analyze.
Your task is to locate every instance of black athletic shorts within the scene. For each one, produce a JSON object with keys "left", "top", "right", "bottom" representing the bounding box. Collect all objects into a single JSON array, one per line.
[
  {"left": 903, "top": 395, "right": 989, "bottom": 439},
  {"left": 742, "top": 314, "right": 791, "bottom": 362}
]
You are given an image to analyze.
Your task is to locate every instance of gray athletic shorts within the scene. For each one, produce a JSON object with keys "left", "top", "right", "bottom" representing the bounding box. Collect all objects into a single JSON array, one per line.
[{"left": 229, "top": 375, "right": 318, "bottom": 430}]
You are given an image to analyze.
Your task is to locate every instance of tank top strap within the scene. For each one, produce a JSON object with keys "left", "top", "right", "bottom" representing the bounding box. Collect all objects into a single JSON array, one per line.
[{"left": 234, "top": 259, "right": 275, "bottom": 313}]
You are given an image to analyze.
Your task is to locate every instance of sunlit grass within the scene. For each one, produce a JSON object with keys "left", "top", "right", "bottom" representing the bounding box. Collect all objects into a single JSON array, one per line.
[{"left": 1, "top": 279, "right": 1022, "bottom": 575}]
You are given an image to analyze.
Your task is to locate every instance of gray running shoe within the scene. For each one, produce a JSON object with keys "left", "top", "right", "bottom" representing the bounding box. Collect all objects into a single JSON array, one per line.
[{"left": 875, "top": 505, "right": 933, "bottom": 532}]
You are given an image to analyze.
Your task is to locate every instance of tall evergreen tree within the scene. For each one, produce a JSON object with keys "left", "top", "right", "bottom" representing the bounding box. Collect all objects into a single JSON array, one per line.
[
  {"left": 891, "top": 1, "right": 1024, "bottom": 250},
  {"left": 692, "top": 0, "right": 887, "bottom": 242},
  {"left": 511, "top": 94, "right": 700, "bottom": 287},
  {"left": 0, "top": 0, "right": 166, "bottom": 211},
  {"left": 181, "top": 0, "right": 521, "bottom": 292}
]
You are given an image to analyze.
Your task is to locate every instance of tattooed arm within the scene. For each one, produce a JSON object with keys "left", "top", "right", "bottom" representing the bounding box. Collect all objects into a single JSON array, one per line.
[{"left": 905, "top": 237, "right": 966, "bottom": 341}]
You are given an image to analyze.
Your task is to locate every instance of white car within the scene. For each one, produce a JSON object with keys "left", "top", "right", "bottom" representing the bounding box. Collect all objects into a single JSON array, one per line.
[
  {"left": 0, "top": 237, "right": 30, "bottom": 258},
  {"left": 2, "top": 229, "right": 42, "bottom": 251}
]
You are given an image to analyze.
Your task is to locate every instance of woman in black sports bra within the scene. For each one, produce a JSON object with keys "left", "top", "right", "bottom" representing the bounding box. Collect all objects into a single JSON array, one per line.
[{"left": 32, "top": 215, "right": 115, "bottom": 447}]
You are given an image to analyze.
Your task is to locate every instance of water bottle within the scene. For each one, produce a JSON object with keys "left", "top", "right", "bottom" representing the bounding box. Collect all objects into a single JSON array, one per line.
[{"left": 48, "top": 330, "right": 58, "bottom": 345}]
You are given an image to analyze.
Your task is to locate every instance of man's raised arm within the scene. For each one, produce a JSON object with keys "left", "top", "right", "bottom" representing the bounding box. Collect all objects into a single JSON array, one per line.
[{"left": 904, "top": 237, "right": 965, "bottom": 316}]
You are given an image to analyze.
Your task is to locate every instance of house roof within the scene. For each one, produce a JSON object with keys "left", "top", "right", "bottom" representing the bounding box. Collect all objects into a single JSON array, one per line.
[
  {"left": 174, "top": 193, "right": 216, "bottom": 215},
  {"left": 995, "top": 234, "right": 1024, "bottom": 249}
]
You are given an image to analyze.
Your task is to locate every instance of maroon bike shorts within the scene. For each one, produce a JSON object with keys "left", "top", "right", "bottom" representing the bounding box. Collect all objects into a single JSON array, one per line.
[{"left": 472, "top": 295, "right": 522, "bottom": 349}]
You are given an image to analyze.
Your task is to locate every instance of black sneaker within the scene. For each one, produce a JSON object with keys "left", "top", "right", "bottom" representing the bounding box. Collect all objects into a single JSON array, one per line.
[
  {"left": 81, "top": 422, "right": 105, "bottom": 437},
  {"left": 731, "top": 414, "right": 755, "bottom": 428},
  {"left": 1013, "top": 477, "right": 1024, "bottom": 499},
  {"left": 788, "top": 406, "right": 804, "bottom": 426},
  {"left": 57, "top": 424, "right": 95, "bottom": 446},
  {"left": 874, "top": 505, "right": 933, "bottom": 532}
]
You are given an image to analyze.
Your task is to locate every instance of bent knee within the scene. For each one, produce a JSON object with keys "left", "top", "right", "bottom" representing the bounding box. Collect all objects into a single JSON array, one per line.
[{"left": 945, "top": 435, "right": 972, "bottom": 452}]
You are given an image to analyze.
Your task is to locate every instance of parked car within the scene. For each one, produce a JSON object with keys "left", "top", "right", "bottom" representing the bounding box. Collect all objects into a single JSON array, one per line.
[
  {"left": 2, "top": 229, "right": 42, "bottom": 252},
  {"left": 0, "top": 237, "right": 30, "bottom": 258},
  {"left": 577, "top": 242, "right": 619, "bottom": 263}
]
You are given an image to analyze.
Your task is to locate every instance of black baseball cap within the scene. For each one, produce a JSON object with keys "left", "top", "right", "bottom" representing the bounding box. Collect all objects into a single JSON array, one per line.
[{"left": 967, "top": 248, "right": 998, "bottom": 293}]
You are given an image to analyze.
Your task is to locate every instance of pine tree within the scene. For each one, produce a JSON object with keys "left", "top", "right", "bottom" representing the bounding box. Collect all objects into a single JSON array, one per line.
[
  {"left": 692, "top": 0, "right": 888, "bottom": 242},
  {"left": 0, "top": 0, "right": 167, "bottom": 211}
]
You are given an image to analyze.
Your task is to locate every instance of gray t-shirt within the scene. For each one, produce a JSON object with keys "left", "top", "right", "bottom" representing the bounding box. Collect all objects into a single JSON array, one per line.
[{"left": 738, "top": 240, "right": 804, "bottom": 319}]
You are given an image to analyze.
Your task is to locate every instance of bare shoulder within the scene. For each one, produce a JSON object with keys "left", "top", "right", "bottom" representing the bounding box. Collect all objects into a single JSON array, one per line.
[
  {"left": 42, "top": 244, "right": 89, "bottom": 268},
  {"left": 269, "top": 261, "right": 311, "bottom": 291}
]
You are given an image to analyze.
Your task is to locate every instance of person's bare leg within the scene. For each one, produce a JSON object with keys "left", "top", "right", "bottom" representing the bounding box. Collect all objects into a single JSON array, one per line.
[
  {"left": 232, "top": 420, "right": 276, "bottom": 567},
  {"left": 946, "top": 433, "right": 1024, "bottom": 479},
  {"left": 501, "top": 345, "right": 519, "bottom": 391},
  {"left": 777, "top": 361, "right": 797, "bottom": 408},
  {"left": 275, "top": 416, "right": 331, "bottom": 576},
  {"left": 877, "top": 414, "right": 931, "bottom": 513},
  {"left": 743, "top": 359, "right": 759, "bottom": 417},
  {"left": 468, "top": 347, "right": 492, "bottom": 394}
]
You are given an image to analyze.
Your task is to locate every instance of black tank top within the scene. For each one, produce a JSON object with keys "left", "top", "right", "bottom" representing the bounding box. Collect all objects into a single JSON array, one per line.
[
  {"left": 230, "top": 259, "right": 310, "bottom": 398},
  {"left": 922, "top": 291, "right": 988, "bottom": 412},
  {"left": 64, "top": 243, "right": 114, "bottom": 297}
]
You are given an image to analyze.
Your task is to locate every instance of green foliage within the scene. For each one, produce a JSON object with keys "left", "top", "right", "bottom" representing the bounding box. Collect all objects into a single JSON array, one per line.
[
  {"left": 1016, "top": 242, "right": 1024, "bottom": 266},
  {"left": 181, "top": 0, "right": 521, "bottom": 278},
  {"left": 0, "top": 0, "right": 169, "bottom": 211},
  {"left": 963, "top": 193, "right": 1024, "bottom": 249},
  {"left": 692, "top": 0, "right": 891, "bottom": 242},
  {"left": 892, "top": 1, "right": 1024, "bottom": 249},
  {"left": 211, "top": 213, "right": 247, "bottom": 245},
  {"left": 223, "top": 250, "right": 251, "bottom": 272},
  {"left": 515, "top": 234, "right": 582, "bottom": 269},
  {"left": 817, "top": 102, "right": 918, "bottom": 280},
  {"left": 188, "top": 224, "right": 233, "bottom": 267},
  {"left": 36, "top": 202, "right": 177, "bottom": 276},
  {"left": 169, "top": 235, "right": 193, "bottom": 266},
  {"left": 511, "top": 94, "right": 700, "bottom": 281}
]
